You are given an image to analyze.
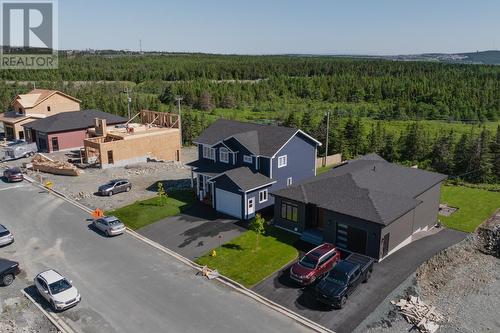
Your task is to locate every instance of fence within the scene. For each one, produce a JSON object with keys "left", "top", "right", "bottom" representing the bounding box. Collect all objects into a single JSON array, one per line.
[{"left": 317, "top": 153, "right": 342, "bottom": 168}]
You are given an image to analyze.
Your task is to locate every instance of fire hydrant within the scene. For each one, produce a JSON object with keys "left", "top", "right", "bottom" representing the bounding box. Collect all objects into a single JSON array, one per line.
[{"left": 211, "top": 249, "right": 217, "bottom": 257}]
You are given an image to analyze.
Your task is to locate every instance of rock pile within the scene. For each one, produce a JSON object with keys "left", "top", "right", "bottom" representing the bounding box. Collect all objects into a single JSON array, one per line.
[{"left": 476, "top": 209, "right": 500, "bottom": 258}]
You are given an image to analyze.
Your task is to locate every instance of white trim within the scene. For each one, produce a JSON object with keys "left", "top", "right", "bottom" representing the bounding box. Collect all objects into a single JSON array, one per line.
[
  {"left": 287, "top": 177, "right": 293, "bottom": 187},
  {"left": 244, "top": 192, "right": 248, "bottom": 218},
  {"left": 270, "top": 157, "right": 273, "bottom": 179},
  {"left": 219, "top": 147, "right": 229, "bottom": 163},
  {"left": 238, "top": 181, "right": 277, "bottom": 193},
  {"left": 271, "top": 130, "right": 322, "bottom": 159},
  {"left": 202, "top": 145, "right": 215, "bottom": 160},
  {"left": 314, "top": 147, "right": 317, "bottom": 176},
  {"left": 243, "top": 155, "right": 253, "bottom": 164},
  {"left": 209, "top": 180, "right": 215, "bottom": 208},
  {"left": 277, "top": 155, "right": 287, "bottom": 168},
  {"left": 256, "top": 156, "right": 259, "bottom": 170},
  {"left": 259, "top": 189, "right": 268, "bottom": 203},
  {"left": 247, "top": 197, "right": 255, "bottom": 215}
]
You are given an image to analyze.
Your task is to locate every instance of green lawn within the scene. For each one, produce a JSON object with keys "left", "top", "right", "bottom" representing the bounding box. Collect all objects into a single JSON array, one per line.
[
  {"left": 107, "top": 190, "right": 196, "bottom": 230},
  {"left": 196, "top": 225, "right": 299, "bottom": 288},
  {"left": 317, "top": 165, "right": 333, "bottom": 175},
  {"left": 440, "top": 185, "right": 500, "bottom": 232}
]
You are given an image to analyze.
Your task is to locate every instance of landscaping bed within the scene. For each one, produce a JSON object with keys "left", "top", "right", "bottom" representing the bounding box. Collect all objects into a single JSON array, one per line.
[
  {"left": 107, "top": 190, "right": 196, "bottom": 230},
  {"left": 196, "top": 225, "right": 299, "bottom": 288},
  {"left": 440, "top": 185, "right": 500, "bottom": 232}
]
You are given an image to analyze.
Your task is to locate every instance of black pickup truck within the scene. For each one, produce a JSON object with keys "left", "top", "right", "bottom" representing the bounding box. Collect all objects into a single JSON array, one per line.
[
  {"left": 0, "top": 258, "right": 21, "bottom": 286},
  {"left": 314, "top": 250, "right": 374, "bottom": 309}
]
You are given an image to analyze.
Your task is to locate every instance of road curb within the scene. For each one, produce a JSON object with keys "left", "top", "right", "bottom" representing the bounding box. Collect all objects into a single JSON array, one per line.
[
  {"left": 21, "top": 289, "right": 76, "bottom": 333},
  {"left": 23, "top": 175, "right": 334, "bottom": 333}
]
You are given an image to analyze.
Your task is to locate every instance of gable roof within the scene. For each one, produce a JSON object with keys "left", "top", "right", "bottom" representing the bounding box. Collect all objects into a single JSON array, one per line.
[
  {"left": 12, "top": 89, "right": 81, "bottom": 109},
  {"left": 273, "top": 154, "right": 447, "bottom": 225},
  {"left": 211, "top": 166, "right": 276, "bottom": 192},
  {"left": 23, "top": 109, "right": 127, "bottom": 133},
  {"left": 194, "top": 119, "right": 320, "bottom": 157}
]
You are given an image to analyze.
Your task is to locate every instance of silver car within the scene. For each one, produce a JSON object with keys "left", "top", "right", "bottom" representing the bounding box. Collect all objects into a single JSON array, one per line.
[
  {"left": 0, "top": 224, "right": 14, "bottom": 247},
  {"left": 93, "top": 216, "right": 126, "bottom": 237}
]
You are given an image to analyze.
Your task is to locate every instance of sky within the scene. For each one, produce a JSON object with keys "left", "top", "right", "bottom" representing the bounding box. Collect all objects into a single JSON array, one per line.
[{"left": 59, "top": 0, "right": 500, "bottom": 55}]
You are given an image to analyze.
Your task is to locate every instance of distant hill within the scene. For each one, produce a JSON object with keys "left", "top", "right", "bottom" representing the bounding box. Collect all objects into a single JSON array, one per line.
[{"left": 381, "top": 50, "right": 500, "bottom": 65}]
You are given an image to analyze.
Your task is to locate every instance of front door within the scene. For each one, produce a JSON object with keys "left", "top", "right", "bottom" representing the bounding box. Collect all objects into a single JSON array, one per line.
[
  {"left": 382, "top": 233, "right": 390, "bottom": 257},
  {"left": 247, "top": 197, "right": 255, "bottom": 215},
  {"left": 51, "top": 137, "right": 59, "bottom": 151}
]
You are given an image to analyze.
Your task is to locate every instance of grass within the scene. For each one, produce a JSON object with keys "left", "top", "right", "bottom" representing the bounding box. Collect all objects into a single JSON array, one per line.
[
  {"left": 317, "top": 165, "right": 333, "bottom": 175},
  {"left": 196, "top": 225, "right": 299, "bottom": 288},
  {"left": 107, "top": 190, "right": 196, "bottom": 230},
  {"left": 440, "top": 185, "right": 500, "bottom": 232}
]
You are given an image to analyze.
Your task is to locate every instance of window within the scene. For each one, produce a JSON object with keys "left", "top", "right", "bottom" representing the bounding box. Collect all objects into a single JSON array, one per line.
[
  {"left": 259, "top": 189, "right": 268, "bottom": 203},
  {"left": 281, "top": 201, "right": 298, "bottom": 222},
  {"left": 277, "top": 155, "right": 287, "bottom": 168},
  {"left": 243, "top": 155, "right": 253, "bottom": 164},
  {"left": 47, "top": 106, "right": 51, "bottom": 112},
  {"left": 203, "top": 146, "right": 215, "bottom": 160},
  {"left": 219, "top": 147, "right": 229, "bottom": 163},
  {"left": 287, "top": 177, "right": 293, "bottom": 187}
]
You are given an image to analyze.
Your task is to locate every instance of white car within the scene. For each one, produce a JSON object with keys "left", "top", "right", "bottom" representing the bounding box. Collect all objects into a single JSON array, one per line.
[
  {"left": 34, "top": 270, "right": 81, "bottom": 311},
  {"left": 0, "top": 224, "right": 14, "bottom": 247}
]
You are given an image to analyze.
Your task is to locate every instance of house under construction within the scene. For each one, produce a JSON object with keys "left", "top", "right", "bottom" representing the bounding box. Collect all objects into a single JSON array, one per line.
[{"left": 83, "top": 110, "right": 181, "bottom": 168}]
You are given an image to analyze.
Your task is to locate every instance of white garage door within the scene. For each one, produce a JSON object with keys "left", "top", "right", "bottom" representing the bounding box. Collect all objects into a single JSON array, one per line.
[{"left": 215, "top": 189, "right": 242, "bottom": 219}]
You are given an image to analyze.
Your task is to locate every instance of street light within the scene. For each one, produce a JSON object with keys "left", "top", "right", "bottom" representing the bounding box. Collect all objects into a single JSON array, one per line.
[
  {"left": 121, "top": 88, "right": 132, "bottom": 120},
  {"left": 175, "top": 96, "right": 183, "bottom": 147}
]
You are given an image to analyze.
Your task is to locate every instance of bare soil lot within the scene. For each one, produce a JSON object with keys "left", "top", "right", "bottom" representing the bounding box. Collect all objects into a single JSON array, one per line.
[
  {"left": 2, "top": 147, "right": 197, "bottom": 211},
  {"left": 356, "top": 236, "right": 500, "bottom": 333}
]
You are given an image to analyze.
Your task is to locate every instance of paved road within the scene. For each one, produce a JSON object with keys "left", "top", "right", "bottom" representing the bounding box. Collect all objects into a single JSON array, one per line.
[
  {"left": 0, "top": 180, "right": 311, "bottom": 333},
  {"left": 253, "top": 228, "right": 467, "bottom": 333},
  {"left": 139, "top": 203, "right": 245, "bottom": 259}
]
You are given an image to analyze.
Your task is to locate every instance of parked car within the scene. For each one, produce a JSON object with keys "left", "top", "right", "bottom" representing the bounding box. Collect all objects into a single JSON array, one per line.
[
  {"left": 34, "top": 269, "right": 81, "bottom": 311},
  {"left": 289, "top": 243, "right": 340, "bottom": 285},
  {"left": 0, "top": 258, "right": 20, "bottom": 286},
  {"left": 315, "top": 251, "right": 374, "bottom": 309},
  {"left": 93, "top": 216, "right": 126, "bottom": 237},
  {"left": 3, "top": 167, "right": 23, "bottom": 182},
  {"left": 0, "top": 224, "right": 14, "bottom": 246},
  {"left": 98, "top": 179, "right": 131, "bottom": 196}
]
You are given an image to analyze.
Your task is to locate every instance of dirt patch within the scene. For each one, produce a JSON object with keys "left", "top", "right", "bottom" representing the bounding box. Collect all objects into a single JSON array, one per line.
[
  {"left": 4, "top": 147, "right": 198, "bottom": 211},
  {"left": 356, "top": 235, "right": 500, "bottom": 333}
]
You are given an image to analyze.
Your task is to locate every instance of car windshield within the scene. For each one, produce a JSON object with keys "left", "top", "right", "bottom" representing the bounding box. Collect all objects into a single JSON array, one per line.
[
  {"left": 9, "top": 168, "right": 21, "bottom": 173},
  {"left": 49, "top": 279, "right": 72, "bottom": 295},
  {"left": 105, "top": 181, "right": 117, "bottom": 186},
  {"left": 108, "top": 219, "right": 121, "bottom": 226},
  {"left": 326, "top": 270, "right": 348, "bottom": 285},
  {"left": 299, "top": 255, "right": 318, "bottom": 269},
  {"left": 0, "top": 230, "right": 10, "bottom": 237}
]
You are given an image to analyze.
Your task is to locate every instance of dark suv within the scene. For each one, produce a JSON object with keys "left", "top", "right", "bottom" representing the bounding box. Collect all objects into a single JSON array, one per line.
[
  {"left": 289, "top": 243, "right": 340, "bottom": 285},
  {"left": 98, "top": 179, "right": 132, "bottom": 196}
]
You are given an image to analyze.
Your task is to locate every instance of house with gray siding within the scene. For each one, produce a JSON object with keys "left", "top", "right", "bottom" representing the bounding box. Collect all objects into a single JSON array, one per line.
[
  {"left": 272, "top": 153, "right": 447, "bottom": 260},
  {"left": 187, "top": 119, "right": 321, "bottom": 220}
]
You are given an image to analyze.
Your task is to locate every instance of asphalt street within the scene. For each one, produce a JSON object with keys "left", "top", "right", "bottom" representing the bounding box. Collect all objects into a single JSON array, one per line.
[{"left": 0, "top": 180, "right": 312, "bottom": 333}]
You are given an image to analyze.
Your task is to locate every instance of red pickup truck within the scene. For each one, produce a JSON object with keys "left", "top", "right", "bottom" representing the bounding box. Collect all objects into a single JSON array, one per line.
[{"left": 289, "top": 243, "right": 341, "bottom": 285}]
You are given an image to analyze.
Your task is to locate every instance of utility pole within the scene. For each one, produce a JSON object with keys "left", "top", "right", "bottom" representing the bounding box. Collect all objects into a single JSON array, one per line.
[
  {"left": 324, "top": 111, "right": 330, "bottom": 167},
  {"left": 175, "top": 96, "right": 184, "bottom": 147}
]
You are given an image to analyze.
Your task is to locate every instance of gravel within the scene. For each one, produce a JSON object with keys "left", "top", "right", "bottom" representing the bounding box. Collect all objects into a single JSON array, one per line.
[
  {"left": 355, "top": 235, "right": 500, "bottom": 333},
  {"left": 2, "top": 147, "right": 198, "bottom": 211}
]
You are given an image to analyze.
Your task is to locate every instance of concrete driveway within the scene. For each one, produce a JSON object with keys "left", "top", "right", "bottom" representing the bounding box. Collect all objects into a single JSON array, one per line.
[
  {"left": 137, "top": 203, "right": 246, "bottom": 259},
  {"left": 0, "top": 180, "right": 312, "bottom": 333},
  {"left": 252, "top": 228, "right": 467, "bottom": 333}
]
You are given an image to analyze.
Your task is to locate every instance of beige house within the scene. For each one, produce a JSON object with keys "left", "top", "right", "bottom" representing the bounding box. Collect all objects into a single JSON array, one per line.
[
  {"left": 0, "top": 89, "right": 81, "bottom": 140},
  {"left": 84, "top": 110, "right": 181, "bottom": 168}
]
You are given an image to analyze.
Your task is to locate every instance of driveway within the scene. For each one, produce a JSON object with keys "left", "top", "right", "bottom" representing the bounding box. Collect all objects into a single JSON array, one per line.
[
  {"left": 138, "top": 203, "right": 246, "bottom": 259},
  {"left": 0, "top": 180, "right": 312, "bottom": 333},
  {"left": 252, "top": 228, "right": 467, "bottom": 333}
]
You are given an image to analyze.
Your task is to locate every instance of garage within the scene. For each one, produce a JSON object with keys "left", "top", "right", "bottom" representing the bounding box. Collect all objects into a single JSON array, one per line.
[
  {"left": 336, "top": 223, "right": 368, "bottom": 254},
  {"left": 215, "top": 189, "right": 242, "bottom": 219}
]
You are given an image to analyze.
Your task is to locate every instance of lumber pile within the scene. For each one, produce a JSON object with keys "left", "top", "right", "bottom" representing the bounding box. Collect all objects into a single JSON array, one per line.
[
  {"left": 198, "top": 266, "right": 219, "bottom": 280},
  {"left": 31, "top": 153, "right": 81, "bottom": 176},
  {"left": 391, "top": 296, "right": 444, "bottom": 333}
]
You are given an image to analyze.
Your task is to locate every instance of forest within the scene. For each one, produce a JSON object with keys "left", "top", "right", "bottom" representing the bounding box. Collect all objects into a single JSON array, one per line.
[{"left": 1, "top": 54, "right": 499, "bottom": 184}]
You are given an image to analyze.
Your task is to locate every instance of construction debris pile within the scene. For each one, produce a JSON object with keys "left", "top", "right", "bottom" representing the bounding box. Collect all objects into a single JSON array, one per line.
[
  {"left": 476, "top": 209, "right": 500, "bottom": 258},
  {"left": 391, "top": 296, "right": 444, "bottom": 333},
  {"left": 31, "top": 153, "right": 81, "bottom": 176},
  {"left": 197, "top": 266, "right": 220, "bottom": 280}
]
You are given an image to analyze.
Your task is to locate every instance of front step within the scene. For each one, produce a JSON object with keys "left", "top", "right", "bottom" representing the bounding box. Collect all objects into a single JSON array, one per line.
[{"left": 300, "top": 229, "right": 324, "bottom": 245}]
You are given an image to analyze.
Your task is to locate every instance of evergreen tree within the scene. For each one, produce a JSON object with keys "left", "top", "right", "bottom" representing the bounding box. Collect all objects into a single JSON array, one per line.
[
  {"left": 284, "top": 112, "right": 300, "bottom": 128},
  {"left": 453, "top": 131, "right": 473, "bottom": 177},
  {"left": 301, "top": 110, "right": 314, "bottom": 135},
  {"left": 381, "top": 132, "right": 398, "bottom": 162},
  {"left": 491, "top": 125, "right": 500, "bottom": 182},
  {"left": 431, "top": 131, "right": 455, "bottom": 174},
  {"left": 401, "top": 122, "right": 428, "bottom": 163},
  {"left": 199, "top": 91, "right": 213, "bottom": 111},
  {"left": 466, "top": 128, "right": 492, "bottom": 183}
]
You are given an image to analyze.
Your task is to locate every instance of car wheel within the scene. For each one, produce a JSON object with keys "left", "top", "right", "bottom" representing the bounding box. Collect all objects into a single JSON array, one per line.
[
  {"left": 105, "top": 230, "right": 110, "bottom": 237},
  {"left": 108, "top": 191, "right": 113, "bottom": 197},
  {"left": 2, "top": 273, "right": 14, "bottom": 286},
  {"left": 126, "top": 186, "right": 131, "bottom": 192},
  {"left": 363, "top": 270, "right": 371, "bottom": 283},
  {"left": 339, "top": 296, "right": 347, "bottom": 309},
  {"left": 50, "top": 300, "right": 56, "bottom": 310}
]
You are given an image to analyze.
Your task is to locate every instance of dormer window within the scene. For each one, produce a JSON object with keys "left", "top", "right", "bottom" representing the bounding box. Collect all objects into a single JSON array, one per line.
[
  {"left": 219, "top": 148, "right": 229, "bottom": 163},
  {"left": 203, "top": 146, "right": 215, "bottom": 160}
]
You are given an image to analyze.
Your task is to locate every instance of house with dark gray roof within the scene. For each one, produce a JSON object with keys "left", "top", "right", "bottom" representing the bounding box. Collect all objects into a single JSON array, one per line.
[
  {"left": 187, "top": 119, "right": 321, "bottom": 220},
  {"left": 23, "top": 109, "right": 127, "bottom": 153},
  {"left": 272, "top": 154, "right": 447, "bottom": 260}
]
